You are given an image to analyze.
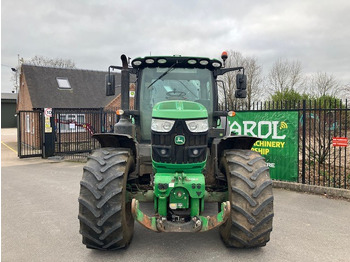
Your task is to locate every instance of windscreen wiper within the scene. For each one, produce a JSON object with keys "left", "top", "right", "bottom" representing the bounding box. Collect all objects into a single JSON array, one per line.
[
  {"left": 177, "top": 80, "right": 197, "bottom": 97},
  {"left": 147, "top": 62, "right": 177, "bottom": 89}
]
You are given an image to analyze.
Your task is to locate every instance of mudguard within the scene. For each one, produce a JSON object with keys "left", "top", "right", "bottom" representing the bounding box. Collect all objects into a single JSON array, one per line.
[
  {"left": 218, "top": 135, "right": 261, "bottom": 151},
  {"left": 92, "top": 133, "right": 137, "bottom": 155}
]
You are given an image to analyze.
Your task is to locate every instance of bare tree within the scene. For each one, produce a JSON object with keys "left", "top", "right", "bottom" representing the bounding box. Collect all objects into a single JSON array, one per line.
[
  {"left": 338, "top": 83, "right": 350, "bottom": 100},
  {"left": 309, "top": 72, "right": 341, "bottom": 98},
  {"left": 12, "top": 55, "right": 76, "bottom": 92},
  {"left": 245, "top": 56, "right": 263, "bottom": 105},
  {"left": 22, "top": 55, "right": 76, "bottom": 68},
  {"left": 267, "top": 58, "right": 304, "bottom": 94},
  {"left": 218, "top": 50, "right": 263, "bottom": 109}
]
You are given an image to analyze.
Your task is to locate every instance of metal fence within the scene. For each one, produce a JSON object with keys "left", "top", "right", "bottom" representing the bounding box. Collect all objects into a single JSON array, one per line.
[
  {"left": 17, "top": 100, "right": 349, "bottom": 189},
  {"left": 300, "top": 100, "right": 349, "bottom": 189},
  {"left": 223, "top": 99, "right": 349, "bottom": 189}
]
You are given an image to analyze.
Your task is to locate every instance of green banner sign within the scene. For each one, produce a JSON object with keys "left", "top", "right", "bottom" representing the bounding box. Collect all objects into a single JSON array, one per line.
[{"left": 228, "top": 111, "right": 299, "bottom": 181}]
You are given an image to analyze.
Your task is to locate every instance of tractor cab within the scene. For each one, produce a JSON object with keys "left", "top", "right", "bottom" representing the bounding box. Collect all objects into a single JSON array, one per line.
[
  {"left": 105, "top": 55, "right": 247, "bottom": 142},
  {"left": 131, "top": 56, "right": 221, "bottom": 142},
  {"left": 136, "top": 60, "right": 215, "bottom": 141}
]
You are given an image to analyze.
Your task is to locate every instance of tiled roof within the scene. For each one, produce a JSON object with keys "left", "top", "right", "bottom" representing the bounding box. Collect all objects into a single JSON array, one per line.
[{"left": 22, "top": 64, "right": 121, "bottom": 108}]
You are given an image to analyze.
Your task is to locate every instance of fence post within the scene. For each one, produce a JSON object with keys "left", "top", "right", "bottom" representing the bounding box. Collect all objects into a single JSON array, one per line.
[
  {"left": 301, "top": 100, "right": 306, "bottom": 184},
  {"left": 100, "top": 107, "right": 104, "bottom": 133},
  {"left": 43, "top": 109, "right": 55, "bottom": 158},
  {"left": 17, "top": 112, "right": 21, "bottom": 158}
]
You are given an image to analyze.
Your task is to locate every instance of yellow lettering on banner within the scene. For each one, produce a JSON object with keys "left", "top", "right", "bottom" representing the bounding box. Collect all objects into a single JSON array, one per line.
[
  {"left": 254, "top": 141, "right": 286, "bottom": 148},
  {"left": 252, "top": 148, "right": 270, "bottom": 155}
]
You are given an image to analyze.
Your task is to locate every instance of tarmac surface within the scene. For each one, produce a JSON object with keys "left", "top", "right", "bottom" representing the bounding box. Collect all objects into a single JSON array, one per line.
[{"left": 2, "top": 128, "right": 350, "bottom": 262}]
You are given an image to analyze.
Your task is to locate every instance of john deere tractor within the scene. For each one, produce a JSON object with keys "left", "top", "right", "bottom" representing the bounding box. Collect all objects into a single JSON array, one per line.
[{"left": 78, "top": 53, "right": 273, "bottom": 250}]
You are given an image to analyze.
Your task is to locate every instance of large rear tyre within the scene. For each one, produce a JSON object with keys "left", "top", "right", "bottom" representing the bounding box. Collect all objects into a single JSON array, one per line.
[
  {"left": 78, "top": 147, "right": 135, "bottom": 250},
  {"left": 219, "top": 149, "right": 274, "bottom": 248}
]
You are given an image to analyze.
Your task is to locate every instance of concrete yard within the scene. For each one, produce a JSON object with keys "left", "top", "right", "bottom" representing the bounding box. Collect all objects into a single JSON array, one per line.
[{"left": 2, "top": 128, "right": 350, "bottom": 262}]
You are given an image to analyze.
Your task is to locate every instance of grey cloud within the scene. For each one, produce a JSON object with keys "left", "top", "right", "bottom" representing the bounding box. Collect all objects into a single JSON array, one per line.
[{"left": 2, "top": 0, "right": 350, "bottom": 94}]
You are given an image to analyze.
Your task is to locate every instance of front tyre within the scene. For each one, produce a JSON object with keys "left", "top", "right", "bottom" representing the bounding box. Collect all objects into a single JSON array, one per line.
[
  {"left": 78, "top": 148, "right": 135, "bottom": 250},
  {"left": 219, "top": 149, "right": 274, "bottom": 248}
]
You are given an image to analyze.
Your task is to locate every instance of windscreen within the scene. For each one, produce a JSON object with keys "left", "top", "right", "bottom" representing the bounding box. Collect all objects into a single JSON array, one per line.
[{"left": 139, "top": 67, "right": 214, "bottom": 141}]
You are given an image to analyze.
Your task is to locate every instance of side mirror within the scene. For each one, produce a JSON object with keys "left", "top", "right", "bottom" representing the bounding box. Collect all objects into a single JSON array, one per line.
[
  {"left": 105, "top": 74, "right": 115, "bottom": 96},
  {"left": 235, "top": 89, "right": 247, "bottom": 98},
  {"left": 236, "top": 73, "right": 247, "bottom": 90}
]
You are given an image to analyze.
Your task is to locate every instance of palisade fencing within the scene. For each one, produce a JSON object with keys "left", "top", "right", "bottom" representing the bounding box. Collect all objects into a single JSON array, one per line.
[{"left": 224, "top": 99, "right": 350, "bottom": 189}]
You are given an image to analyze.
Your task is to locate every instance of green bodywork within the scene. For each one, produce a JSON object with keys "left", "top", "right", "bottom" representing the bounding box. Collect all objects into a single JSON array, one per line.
[
  {"left": 152, "top": 100, "right": 208, "bottom": 119},
  {"left": 152, "top": 100, "right": 207, "bottom": 217},
  {"left": 154, "top": 172, "right": 205, "bottom": 216},
  {"left": 153, "top": 160, "right": 206, "bottom": 174},
  {"left": 131, "top": 96, "right": 230, "bottom": 232}
]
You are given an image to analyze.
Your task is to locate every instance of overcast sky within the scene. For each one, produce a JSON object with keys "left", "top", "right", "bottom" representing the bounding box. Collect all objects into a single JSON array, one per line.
[{"left": 2, "top": 0, "right": 350, "bottom": 94}]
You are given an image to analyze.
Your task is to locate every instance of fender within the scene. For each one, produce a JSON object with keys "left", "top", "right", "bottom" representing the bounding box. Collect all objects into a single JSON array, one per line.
[
  {"left": 92, "top": 133, "right": 137, "bottom": 156},
  {"left": 218, "top": 135, "right": 261, "bottom": 151},
  {"left": 214, "top": 135, "right": 261, "bottom": 161}
]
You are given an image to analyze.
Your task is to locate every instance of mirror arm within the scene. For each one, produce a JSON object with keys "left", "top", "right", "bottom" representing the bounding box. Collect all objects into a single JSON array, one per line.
[
  {"left": 107, "top": 65, "right": 125, "bottom": 80},
  {"left": 106, "top": 65, "right": 123, "bottom": 89},
  {"left": 213, "top": 111, "right": 227, "bottom": 117},
  {"left": 126, "top": 110, "right": 140, "bottom": 116},
  {"left": 214, "top": 67, "right": 244, "bottom": 77}
]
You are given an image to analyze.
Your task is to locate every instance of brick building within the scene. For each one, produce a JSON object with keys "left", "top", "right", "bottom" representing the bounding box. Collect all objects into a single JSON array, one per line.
[{"left": 17, "top": 64, "right": 134, "bottom": 150}]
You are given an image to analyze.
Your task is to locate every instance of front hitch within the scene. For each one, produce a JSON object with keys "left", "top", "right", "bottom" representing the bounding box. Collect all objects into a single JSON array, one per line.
[{"left": 131, "top": 199, "right": 231, "bottom": 232}]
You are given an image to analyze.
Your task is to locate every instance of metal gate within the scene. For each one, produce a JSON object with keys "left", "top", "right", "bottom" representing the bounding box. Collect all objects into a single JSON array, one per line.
[
  {"left": 17, "top": 110, "right": 43, "bottom": 158},
  {"left": 52, "top": 108, "right": 117, "bottom": 159}
]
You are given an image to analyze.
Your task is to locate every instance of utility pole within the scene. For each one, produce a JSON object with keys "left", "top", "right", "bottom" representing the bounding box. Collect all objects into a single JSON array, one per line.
[
  {"left": 11, "top": 54, "right": 21, "bottom": 93},
  {"left": 11, "top": 67, "right": 18, "bottom": 93}
]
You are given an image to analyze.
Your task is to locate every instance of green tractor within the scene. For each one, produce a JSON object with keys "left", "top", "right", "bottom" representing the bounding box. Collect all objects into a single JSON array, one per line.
[{"left": 78, "top": 53, "right": 274, "bottom": 250}]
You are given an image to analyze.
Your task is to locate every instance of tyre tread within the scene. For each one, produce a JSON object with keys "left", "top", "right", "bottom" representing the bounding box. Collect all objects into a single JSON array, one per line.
[
  {"left": 78, "top": 147, "right": 134, "bottom": 250},
  {"left": 220, "top": 149, "right": 274, "bottom": 248}
]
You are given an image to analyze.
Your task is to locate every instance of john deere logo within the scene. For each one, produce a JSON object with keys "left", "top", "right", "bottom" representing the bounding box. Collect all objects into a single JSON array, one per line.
[{"left": 175, "top": 135, "right": 185, "bottom": 145}]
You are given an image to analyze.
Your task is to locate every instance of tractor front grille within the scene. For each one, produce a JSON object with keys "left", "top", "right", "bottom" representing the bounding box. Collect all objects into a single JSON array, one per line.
[{"left": 152, "top": 120, "right": 207, "bottom": 164}]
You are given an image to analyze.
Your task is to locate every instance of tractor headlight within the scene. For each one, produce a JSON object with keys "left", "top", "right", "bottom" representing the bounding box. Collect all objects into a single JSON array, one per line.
[
  {"left": 185, "top": 119, "right": 208, "bottom": 133},
  {"left": 151, "top": 119, "right": 175, "bottom": 132}
]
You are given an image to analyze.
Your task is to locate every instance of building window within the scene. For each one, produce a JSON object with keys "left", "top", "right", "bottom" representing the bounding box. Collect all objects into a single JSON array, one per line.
[
  {"left": 25, "top": 114, "right": 35, "bottom": 134},
  {"left": 25, "top": 114, "right": 30, "bottom": 133},
  {"left": 58, "top": 114, "right": 86, "bottom": 133},
  {"left": 56, "top": 77, "right": 71, "bottom": 89}
]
